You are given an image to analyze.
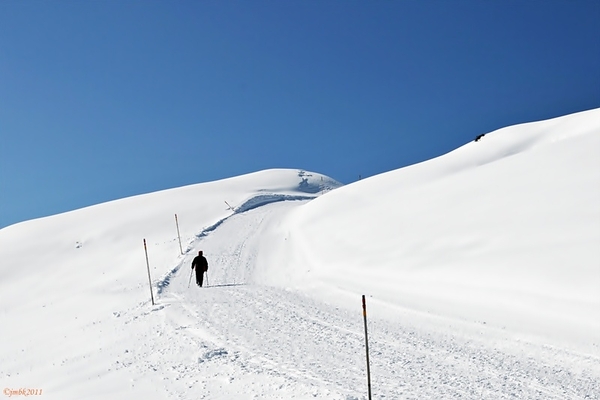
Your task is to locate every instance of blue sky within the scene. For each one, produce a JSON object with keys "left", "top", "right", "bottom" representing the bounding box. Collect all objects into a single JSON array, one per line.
[{"left": 1, "top": 1, "right": 599, "bottom": 228}]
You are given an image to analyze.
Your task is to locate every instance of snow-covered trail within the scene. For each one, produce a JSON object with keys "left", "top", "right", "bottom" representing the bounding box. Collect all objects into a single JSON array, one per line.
[{"left": 122, "top": 200, "right": 599, "bottom": 399}]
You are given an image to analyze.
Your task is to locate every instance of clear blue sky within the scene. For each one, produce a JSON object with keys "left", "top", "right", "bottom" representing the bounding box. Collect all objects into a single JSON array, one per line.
[{"left": 1, "top": 1, "right": 599, "bottom": 228}]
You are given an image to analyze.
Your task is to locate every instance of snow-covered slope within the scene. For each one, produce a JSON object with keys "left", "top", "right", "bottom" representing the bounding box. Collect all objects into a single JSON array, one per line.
[
  {"left": 256, "top": 108, "right": 600, "bottom": 351},
  {"left": 1, "top": 109, "right": 599, "bottom": 399},
  {"left": 0, "top": 170, "right": 341, "bottom": 398}
]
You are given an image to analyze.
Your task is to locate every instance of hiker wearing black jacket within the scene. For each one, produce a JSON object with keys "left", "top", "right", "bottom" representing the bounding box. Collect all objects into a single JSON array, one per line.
[{"left": 191, "top": 250, "right": 209, "bottom": 287}]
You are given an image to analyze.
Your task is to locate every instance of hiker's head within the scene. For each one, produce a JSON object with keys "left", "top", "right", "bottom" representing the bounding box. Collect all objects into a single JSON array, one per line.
[{"left": 198, "top": 250, "right": 203, "bottom": 255}]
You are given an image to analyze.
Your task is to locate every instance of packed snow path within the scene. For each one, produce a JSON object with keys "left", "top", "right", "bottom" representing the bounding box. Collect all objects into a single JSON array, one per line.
[{"left": 121, "top": 200, "right": 599, "bottom": 399}]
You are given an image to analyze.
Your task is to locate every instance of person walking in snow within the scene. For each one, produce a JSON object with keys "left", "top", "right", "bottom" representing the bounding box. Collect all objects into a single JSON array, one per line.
[{"left": 191, "top": 250, "right": 209, "bottom": 287}]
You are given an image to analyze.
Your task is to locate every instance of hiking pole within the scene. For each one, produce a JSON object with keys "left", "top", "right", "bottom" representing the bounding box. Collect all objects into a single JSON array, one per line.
[
  {"left": 188, "top": 268, "right": 193, "bottom": 288},
  {"left": 205, "top": 271, "right": 209, "bottom": 287}
]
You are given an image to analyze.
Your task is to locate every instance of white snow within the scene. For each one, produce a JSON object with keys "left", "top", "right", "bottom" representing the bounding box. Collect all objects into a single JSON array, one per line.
[{"left": 1, "top": 109, "right": 599, "bottom": 399}]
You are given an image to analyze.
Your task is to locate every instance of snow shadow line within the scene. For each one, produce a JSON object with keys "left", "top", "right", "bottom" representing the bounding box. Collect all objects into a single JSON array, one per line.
[
  {"left": 156, "top": 262, "right": 183, "bottom": 295},
  {"left": 195, "top": 193, "right": 315, "bottom": 240},
  {"left": 234, "top": 194, "right": 316, "bottom": 214},
  {"left": 205, "top": 283, "right": 247, "bottom": 289}
]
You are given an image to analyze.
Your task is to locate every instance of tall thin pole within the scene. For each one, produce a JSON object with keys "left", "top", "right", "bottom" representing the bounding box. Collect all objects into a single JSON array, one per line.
[
  {"left": 175, "top": 213, "right": 183, "bottom": 255},
  {"left": 362, "top": 295, "right": 372, "bottom": 400},
  {"left": 143, "top": 239, "right": 155, "bottom": 305}
]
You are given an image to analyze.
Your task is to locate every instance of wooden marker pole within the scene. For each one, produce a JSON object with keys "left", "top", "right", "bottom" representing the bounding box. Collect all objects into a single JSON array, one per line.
[
  {"left": 143, "top": 239, "right": 155, "bottom": 306},
  {"left": 175, "top": 213, "right": 183, "bottom": 255},
  {"left": 362, "top": 295, "right": 372, "bottom": 400}
]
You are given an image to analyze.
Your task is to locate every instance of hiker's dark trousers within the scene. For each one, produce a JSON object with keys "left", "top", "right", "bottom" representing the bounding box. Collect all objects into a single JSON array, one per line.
[{"left": 195, "top": 269, "right": 204, "bottom": 287}]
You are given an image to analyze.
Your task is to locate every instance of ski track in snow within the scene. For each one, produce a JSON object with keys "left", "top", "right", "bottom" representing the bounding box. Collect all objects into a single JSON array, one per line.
[{"left": 114, "top": 200, "right": 599, "bottom": 399}]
